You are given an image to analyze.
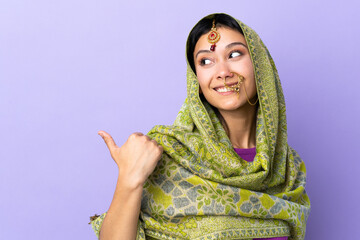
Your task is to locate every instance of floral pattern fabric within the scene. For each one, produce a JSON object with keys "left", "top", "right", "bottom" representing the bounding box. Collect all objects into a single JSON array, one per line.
[{"left": 90, "top": 13, "right": 310, "bottom": 240}]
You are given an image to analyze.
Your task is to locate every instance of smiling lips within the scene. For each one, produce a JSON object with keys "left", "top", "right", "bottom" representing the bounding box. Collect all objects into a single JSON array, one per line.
[{"left": 214, "top": 82, "right": 239, "bottom": 93}]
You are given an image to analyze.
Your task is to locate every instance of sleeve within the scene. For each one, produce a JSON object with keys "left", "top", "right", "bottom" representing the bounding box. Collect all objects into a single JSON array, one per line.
[
  {"left": 89, "top": 212, "right": 146, "bottom": 240},
  {"left": 89, "top": 212, "right": 107, "bottom": 239}
]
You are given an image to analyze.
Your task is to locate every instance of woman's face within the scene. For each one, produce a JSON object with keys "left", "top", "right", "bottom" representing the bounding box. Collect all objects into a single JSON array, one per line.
[{"left": 193, "top": 27, "right": 257, "bottom": 112}]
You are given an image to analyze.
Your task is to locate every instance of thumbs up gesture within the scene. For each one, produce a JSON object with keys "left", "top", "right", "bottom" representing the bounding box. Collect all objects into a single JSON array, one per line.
[{"left": 98, "top": 131, "right": 163, "bottom": 188}]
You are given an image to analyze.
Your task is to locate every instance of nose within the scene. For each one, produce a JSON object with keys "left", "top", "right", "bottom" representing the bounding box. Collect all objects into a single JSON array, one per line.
[{"left": 216, "top": 61, "right": 233, "bottom": 82}]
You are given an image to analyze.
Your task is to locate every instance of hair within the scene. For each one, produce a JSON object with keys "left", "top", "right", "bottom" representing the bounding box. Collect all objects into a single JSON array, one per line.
[
  {"left": 186, "top": 13, "right": 244, "bottom": 74},
  {"left": 186, "top": 14, "right": 246, "bottom": 136}
]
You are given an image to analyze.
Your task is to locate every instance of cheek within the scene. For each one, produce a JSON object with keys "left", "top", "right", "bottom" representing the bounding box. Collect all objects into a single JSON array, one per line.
[
  {"left": 242, "top": 60, "right": 256, "bottom": 91},
  {"left": 196, "top": 71, "right": 210, "bottom": 89},
  {"left": 243, "top": 60, "right": 255, "bottom": 82},
  {"left": 197, "top": 79, "right": 206, "bottom": 94},
  {"left": 244, "top": 58, "right": 254, "bottom": 75}
]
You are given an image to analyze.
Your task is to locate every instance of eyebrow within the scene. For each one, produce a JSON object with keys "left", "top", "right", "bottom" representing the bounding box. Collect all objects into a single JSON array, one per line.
[
  {"left": 226, "top": 42, "right": 248, "bottom": 50},
  {"left": 195, "top": 42, "right": 248, "bottom": 59}
]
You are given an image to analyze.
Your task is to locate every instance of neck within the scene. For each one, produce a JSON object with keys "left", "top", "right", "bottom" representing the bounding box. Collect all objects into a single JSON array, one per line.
[{"left": 218, "top": 104, "right": 257, "bottom": 149}]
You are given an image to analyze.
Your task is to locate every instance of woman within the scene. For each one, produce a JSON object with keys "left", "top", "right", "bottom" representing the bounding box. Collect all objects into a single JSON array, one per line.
[{"left": 90, "top": 13, "right": 311, "bottom": 240}]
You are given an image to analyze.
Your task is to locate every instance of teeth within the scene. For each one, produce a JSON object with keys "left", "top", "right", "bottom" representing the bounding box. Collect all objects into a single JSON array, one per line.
[{"left": 216, "top": 87, "right": 233, "bottom": 93}]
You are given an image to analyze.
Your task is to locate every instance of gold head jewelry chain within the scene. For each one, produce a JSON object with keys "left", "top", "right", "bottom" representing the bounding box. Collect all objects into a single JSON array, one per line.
[
  {"left": 206, "top": 19, "right": 258, "bottom": 106},
  {"left": 223, "top": 72, "right": 259, "bottom": 106}
]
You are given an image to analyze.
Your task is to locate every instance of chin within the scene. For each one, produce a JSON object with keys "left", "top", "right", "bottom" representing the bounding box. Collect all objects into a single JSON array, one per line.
[{"left": 214, "top": 101, "right": 245, "bottom": 111}]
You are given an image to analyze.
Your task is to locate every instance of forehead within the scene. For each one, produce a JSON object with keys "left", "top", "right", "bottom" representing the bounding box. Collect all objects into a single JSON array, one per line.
[{"left": 194, "top": 27, "right": 247, "bottom": 52}]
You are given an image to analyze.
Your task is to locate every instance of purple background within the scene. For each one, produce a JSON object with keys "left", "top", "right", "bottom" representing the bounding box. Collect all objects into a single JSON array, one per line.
[{"left": 1, "top": 0, "right": 359, "bottom": 239}]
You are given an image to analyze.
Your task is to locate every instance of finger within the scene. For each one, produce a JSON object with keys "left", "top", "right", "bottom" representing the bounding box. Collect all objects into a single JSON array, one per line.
[
  {"left": 157, "top": 145, "right": 164, "bottom": 159},
  {"left": 132, "top": 132, "right": 143, "bottom": 136},
  {"left": 146, "top": 134, "right": 156, "bottom": 141},
  {"left": 128, "top": 132, "right": 143, "bottom": 140},
  {"left": 150, "top": 139, "right": 159, "bottom": 145},
  {"left": 98, "top": 130, "right": 117, "bottom": 150}
]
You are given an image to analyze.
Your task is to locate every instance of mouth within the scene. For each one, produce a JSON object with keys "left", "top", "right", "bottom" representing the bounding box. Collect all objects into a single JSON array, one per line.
[{"left": 214, "top": 82, "right": 239, "bottom": 93}]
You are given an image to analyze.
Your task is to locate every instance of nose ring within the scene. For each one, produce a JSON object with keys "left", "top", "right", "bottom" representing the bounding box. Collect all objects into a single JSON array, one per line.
[
  {"left": 223, "top": 72, "right": 244, "bottom": 95},
  {"left": 223, "top": 72, "right": 259, "bottom": 105}
]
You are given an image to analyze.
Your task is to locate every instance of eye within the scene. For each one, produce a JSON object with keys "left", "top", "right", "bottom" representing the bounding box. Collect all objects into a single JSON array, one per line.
[
  {"left": 200, "top": 58, "right": 212, "bottom": 66},
  {"left": 229, "top": 51, "right": 242, "bottom": 58}
]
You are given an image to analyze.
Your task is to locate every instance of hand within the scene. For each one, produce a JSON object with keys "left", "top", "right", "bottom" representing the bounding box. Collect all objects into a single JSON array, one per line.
[{"left": 98, "top": 130, "right": 163, "bottom": 188}]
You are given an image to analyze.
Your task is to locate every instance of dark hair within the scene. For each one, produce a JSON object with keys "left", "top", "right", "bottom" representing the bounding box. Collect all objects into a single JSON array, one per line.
[
  {"left": 187, "top": 14, "right": 246, "bottom": 136},
  {"left": 186, "top": 13, "right": 244, "bottom": 74}
]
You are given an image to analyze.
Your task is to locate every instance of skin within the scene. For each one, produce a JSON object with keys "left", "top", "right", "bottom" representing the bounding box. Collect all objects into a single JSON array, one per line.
[
  {"left": 97, "top": 131, "right": 163, "bottom": 240},
  {"left": 96, "top": 25, "right": 258, "bottom": 240},
  {"left": 194, "top": 26, "right": 258, "bottom": 148}
]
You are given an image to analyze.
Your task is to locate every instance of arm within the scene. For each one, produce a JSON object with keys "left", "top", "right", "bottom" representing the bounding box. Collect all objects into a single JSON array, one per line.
[
  {"left": 97, "top": 131, "right": 163, "bottom": 240},
  {"left": 99, "top": 175, "right": 143, "bottom": 240}
]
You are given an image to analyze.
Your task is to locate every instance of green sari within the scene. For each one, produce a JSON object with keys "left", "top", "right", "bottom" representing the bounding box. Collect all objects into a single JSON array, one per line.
[{"left": 91, "top": 13, "right": 311, "bottom": 240}]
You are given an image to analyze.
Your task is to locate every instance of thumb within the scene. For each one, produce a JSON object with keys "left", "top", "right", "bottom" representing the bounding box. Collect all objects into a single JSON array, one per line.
[{"left": 98, "top": 130, "right": 117, "bottom": 150}]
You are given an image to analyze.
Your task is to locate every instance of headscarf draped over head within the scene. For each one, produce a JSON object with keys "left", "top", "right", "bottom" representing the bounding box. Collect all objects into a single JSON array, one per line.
[{"left": 91, "top": 13, "right": 311, "bottom": 240}]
